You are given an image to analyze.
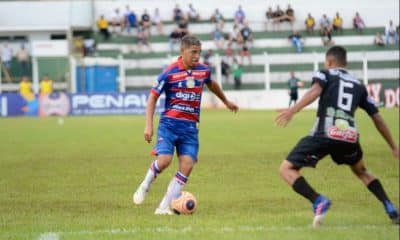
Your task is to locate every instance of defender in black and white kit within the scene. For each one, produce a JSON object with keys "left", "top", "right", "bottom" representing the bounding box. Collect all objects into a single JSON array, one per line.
[{"left": 275, "top": 46, "right": 399, "bottom": 228}]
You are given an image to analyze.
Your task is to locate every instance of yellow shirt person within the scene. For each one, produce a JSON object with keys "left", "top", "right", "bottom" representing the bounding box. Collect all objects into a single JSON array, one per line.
[
  {"left": 40, "top": 75, "right": 53, "bottom": 95},
  {"left": 19, "top": 77, "right": 34, "bottom": 101}
]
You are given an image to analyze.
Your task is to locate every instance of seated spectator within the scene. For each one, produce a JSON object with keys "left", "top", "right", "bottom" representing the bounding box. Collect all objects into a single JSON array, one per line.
[
  {"left": 238, "top": 22, "right": 253, "bottom": 45},
  {"left": 321, "top": 26, "right": 334, "bottom": 46},
  {"left": 234, "top": 5, "right": 246, "bottom": 24},
  {"left": 332, "top": 12, "right": 343, "bottom": 35},
  {"left": 111, "top": 8, "right": 123, "bottom": 34},
  {"left": 97, "top": 15, "right": 110, "bottom": 40},
  {"left": 152, "top": 8, "right": 164, "bottom": 35},
  {"left": 169, "top": 28, "right": 187, "bottom": 53},
  {"left": 203, "top": 49, "right": 213, "bottom": 67},
  {"left": 173, "top": 4, "right": 184, "bottom": 23},
  {"left": 239, "top": 43, "right": 252, "bottom": 65},
  {"left": 319, "top": 14, "right": 332, "bottom": 35},
  {"left": 288, "top": 31, "right": 304, "bottom": 53},
  {"left": 40, "top": 74, "right": 53, "bottom": 95},
  {"left": 232, "top": 58, "right": 243, "bottom": 89},
  {"left": 305, "top": 13, "right": 315, "bottom": 35},
  {"left": 353, "top": 12, "right": 365, "bottom": 34},
  {"left": 187, "top": 4, "right": 200, "bottom": 22},
  {"left": 385, "top": 20, "right": 399, "bottom": 45},
  {"left": 140, "top": 9, "right": 152, "bottom": 32},
  {"left": 224, "top": 42, "right": 235, "bottom": 64},
  {"left": 125, "top": 7, "right": 137, "bottom": 34},
  {"left": 211, "top": 8, "right": 225, "bottom": 29},
  {"left": 229, "top": 24, "right": 240, "bottom": 43},
  {"left": 83, "top": 38, "right": 96, "bottom": 56},
  {"left": 374, "top": 32, "right": 385, "bottom": 47},
  {"left": 271, "top": 5, "right": 285, "bottom": 30},
  {"left": 265, "top": 7, "right": 274, "bottom": 30},
  {"left": 212, "top": 27, "right": 225, "bottom": 49},
  {"left": 283, "top": 4, "right": 295, "bottom": 23},
  {"left": 136, "top": 24, "right": 153, "bottom": 53}
]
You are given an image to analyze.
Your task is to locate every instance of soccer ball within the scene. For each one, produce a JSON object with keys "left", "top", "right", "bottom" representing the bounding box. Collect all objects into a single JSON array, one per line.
[{"left": 170, "top": 191, "right": 197, "bottom": 215}]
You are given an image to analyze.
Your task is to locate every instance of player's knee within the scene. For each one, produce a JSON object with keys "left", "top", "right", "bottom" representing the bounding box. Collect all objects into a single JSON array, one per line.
[{"left": 279, "top": 160, "right": 291, "bottom": 177}]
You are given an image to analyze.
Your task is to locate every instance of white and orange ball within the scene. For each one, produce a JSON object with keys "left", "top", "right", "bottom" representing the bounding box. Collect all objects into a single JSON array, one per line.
[{"left": 170, "top": 191, "right": 197, "bottom": 215}]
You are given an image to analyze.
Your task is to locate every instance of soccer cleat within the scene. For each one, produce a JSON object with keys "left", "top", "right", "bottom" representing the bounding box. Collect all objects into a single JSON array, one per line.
[
  {"left": 133, "top": 185, "right": 148, "bottom": 205},
  {"left": 312, "top": 195, "right": 331, "bottom": 228},
  {"left": 383, "top": 201, "right": 399, "bottom": 225},
  {"left": 154, "top": 207, "right": 174, "bottom": 215}
]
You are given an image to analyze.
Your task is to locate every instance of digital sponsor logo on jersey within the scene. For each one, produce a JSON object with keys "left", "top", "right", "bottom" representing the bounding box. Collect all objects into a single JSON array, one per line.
[
  {"left": 172, "top": 105, "right": 195, "bottom": 112},
  {"left": 175, "top": 91, "right": 197, "bottom": 101},
  {"left": 327, "top": 126, "right": 357, "bottom": 143}
]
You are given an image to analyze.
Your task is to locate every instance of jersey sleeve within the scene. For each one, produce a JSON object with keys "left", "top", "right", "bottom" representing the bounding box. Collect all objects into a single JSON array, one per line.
[
  {"left": 359, "top": 86, "right": 379, "bottom": 116},
  {"left": 150, "top": 73, "right": 167, "bottom": 97},
  {"left": 311, "top": 70, "right": 328, "bottom": 88},
  {"left": 204, "top": 68, "right": 212, "bottom": 84}
]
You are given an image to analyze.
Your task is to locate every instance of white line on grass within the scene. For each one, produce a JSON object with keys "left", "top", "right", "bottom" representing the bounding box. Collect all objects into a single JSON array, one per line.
[{"left": 38, "top": 224, "right": 396, "bottom": 238}]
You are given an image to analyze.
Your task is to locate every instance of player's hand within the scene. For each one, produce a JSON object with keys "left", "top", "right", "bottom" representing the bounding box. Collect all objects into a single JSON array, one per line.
[
  {"left": 275, "top": 108, "right": 295, "bottom": 127},
  {"left": 392, "top": 146, "right": 399, "bottom": 160},
  {"left": 225, "top": 101, "right": 238, "bottom": 113},
  {"left": 144, "top": 125, "right": 153, "bottom": 143}
]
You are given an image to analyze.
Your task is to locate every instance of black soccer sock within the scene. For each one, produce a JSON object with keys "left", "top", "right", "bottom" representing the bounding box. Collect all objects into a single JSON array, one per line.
[
  {"left": 292, "top": 176, "right": 319, "bottom": 203},
  {"left": 367, "top": 179, "right": 390, "bottom": 204}
]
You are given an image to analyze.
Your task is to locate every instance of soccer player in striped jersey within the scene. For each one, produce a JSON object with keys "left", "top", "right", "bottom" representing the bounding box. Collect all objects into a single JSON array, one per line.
[
  {"left": 133, "top": 35, "right": 238, "bottom": 214},
  {"left": 276, "top": 46, "right": 399, "bottom": 227}
]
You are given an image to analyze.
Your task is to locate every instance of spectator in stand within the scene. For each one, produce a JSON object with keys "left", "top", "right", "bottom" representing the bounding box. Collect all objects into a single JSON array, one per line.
[
  {"left": 173, "top": 4, "right": 184, "bottom": 23},
  {"left": 319, "top": 14, "right": 332, "bottom": 36},
  {"left": 16, "top": 44, "right": 30, "bottom": 77},
  {"left": 221, "top": 59, "right": 230, "bottom": 84},
  {"left": 229, "top": 24, "right": 240, "bottom": 44},
  {"left": 187, "top": 4, "right": 200, "bottom": 22},
  {"left": 283, "top": 4, "right": 295, "bottom": 24},
  {"left": 224, "top": 42, "right": 235, "bottom": 64},
  {"left": 111, "top": 8, "right": 123, "bottom": 34},
  {"left": 169, "top": 28, "right": 187, "bottom": 53},
  {"left": 332, "top": 12, "right": 343, "bottom": 35},
  {"left": 265, "top": 7, "right": 274, "bottom": 31},
  {"left": 141, "top": 9, "right": 152, "bottom": 33},
  {"left": 152, "top": 8, "right": 164, "bottom": 36},
  {"left": 212, "top": 27, "right": 225, "bottom": 49},
  {"left": 232, "top": 58, "right": 243, "bottom": 90},
  {"left": 385, "top": 20, "right": 399, "bottom": 45},
  {"left": 97, "top": 15, "right": 110, "bottom": 40},
  {"left": 1, "top": 42, "right": 12, "bottom": 83},
  {"left": 305, "top": 13, "right": 315, "bottom": 35},
  {"left": 39, "top": 74, "right": 53, "bottom": 95},
  {"left": 126, "top": 7, "right": 137, "bottom": 34},
  {"left": 19, "top": 76, "right": 33, "bottom": 100},
  {"left": 203, "top": 49, "right": 213, "bottom": 67},
  {"left": 211, "top": 8, "right": 225, "bottom": 29},
  {"left": 321, "top": 26, "right": 334, "bottom": 46},
  {"left": 374, "top": 32, "right": 385, "bottom": 47},
  {"left": 136, "top": 24, "right": 153, "bottom": 53},
  {"left": 83, "top": 38, "right": 96, "bottom": 56},
  {"left": 239, "top": 43, "right": 252, "bottom": 65},
  {"left": 238, "top": 22, "right": 253, "bottom": 46},
  {"left": 353, "top": 12, "right": 365, "bottom": 34},
  {"left": 234, "top": 5, "right": 246, "bottom": 24},
  {"left": 271, "top": 5, "right": 285, "bottom": 31},
  {"left": 288, "top": 31, "right": 304, "bottom": 53}
]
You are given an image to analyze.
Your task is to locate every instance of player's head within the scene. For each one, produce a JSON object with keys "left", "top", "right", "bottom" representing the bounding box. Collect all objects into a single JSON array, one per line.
[
  {"left": 325, "top": 45, "right": 347, "bottom": 69},
  {"left": 180, "top": 35, "right": 201, "bottom": 69}
]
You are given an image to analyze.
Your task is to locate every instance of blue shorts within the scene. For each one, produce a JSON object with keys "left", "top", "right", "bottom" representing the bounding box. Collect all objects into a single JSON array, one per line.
[{"left": 152, "top": 118, "right": 199, "bottom": 161}]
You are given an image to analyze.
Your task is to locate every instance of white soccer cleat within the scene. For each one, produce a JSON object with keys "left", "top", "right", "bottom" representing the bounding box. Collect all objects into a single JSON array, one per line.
[
  {"left": 133, "top": 185, "right": 147, "bottom": 205},
  {"left": 154, "top": 207, "right": 174, "bottom": 215},
  {"left": 312, "top": 214, "right": 325, "bottom": 228}
]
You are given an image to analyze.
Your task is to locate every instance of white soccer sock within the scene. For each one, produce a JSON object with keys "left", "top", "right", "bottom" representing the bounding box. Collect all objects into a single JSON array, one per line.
[
  {"left": 140, "top": 160, "right": 161, "bottom": 190},
  {"left": 158, "top": 171, "right": 188, "bottom": 210}
]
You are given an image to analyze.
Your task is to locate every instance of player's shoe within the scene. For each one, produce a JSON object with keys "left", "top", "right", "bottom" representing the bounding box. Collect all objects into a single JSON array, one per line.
[
  {"left": 133, "top": 184, "right": 148, "bottom": 205},
  {"left": 383, "top": 201, "right": 399, "bottom": 225},
  {"left": 312, "top": 195, "right": 331, "bottom": 228},
  {"left": 154, "top": 207, "right": 174, "bottom": 215}
]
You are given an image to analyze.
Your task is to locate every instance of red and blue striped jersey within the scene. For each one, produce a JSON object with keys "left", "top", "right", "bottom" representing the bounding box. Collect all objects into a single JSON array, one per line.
[{"left": 150, "top": 56, "right": 212, "bottom": 123}]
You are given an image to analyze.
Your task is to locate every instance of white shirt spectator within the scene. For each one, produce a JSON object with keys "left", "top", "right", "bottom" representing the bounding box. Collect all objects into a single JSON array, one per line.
[
  {"left": 385, "top": 22, "right": 396, "bottom": 35},
  {"left": 1, "top": 44, "right": 12, "bottom": 62}
]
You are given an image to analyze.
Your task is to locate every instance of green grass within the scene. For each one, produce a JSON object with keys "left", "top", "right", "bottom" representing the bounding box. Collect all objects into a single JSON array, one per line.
[{"left": 0, "top": 109, "right": 399, "bottom": 239}]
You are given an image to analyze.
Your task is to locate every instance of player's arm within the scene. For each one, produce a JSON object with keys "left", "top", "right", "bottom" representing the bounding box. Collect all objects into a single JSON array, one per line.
[
  {"left": 371, "top": 113, "right": 399, "bottom": 159},
  {"left": 144, "top": 93, "right": 158, "bottom": 143},
  {"left": 206, "top": 80, "right": 238, "bottom": 112},
  {"left": 275, "top": 82, "right": 322, "bottom": 127}
]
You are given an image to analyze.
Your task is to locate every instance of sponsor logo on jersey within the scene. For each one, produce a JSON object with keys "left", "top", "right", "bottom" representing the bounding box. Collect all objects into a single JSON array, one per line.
[
  {"left": 192, "top": 70, "right": 208, "bottom": 79},
  {"left": 170, "top": 72, "right": 188, "bottom": 81},
  {"left": 175, "top": 91, "right": 197, "bottom": 101},
  {"left": 327, "top": 126, "right": 358, "bottom": 143}
]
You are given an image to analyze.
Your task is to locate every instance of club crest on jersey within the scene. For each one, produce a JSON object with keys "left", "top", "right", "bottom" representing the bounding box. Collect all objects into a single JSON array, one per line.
[{"left": 186, "top": 76, "right": 196, "bottom": 88}]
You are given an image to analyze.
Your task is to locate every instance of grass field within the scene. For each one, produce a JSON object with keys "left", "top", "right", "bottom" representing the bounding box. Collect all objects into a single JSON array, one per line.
[{"left": 0, "top": 109, "right": 399, "bottom": 240}]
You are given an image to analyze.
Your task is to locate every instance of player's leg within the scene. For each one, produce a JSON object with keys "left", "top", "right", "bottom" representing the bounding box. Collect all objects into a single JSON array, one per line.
[
  {"left": 350, "top": 159, "right": 399, "bottom": 224},
  {"left": 133, "top": 125, "right": 176, "bottom": 205},
  {"left": 155, "top": 130, "right": 198, "bottom": 214},
  {"left": 279, "top": 136, "right": 331, "bottom": 228}
]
